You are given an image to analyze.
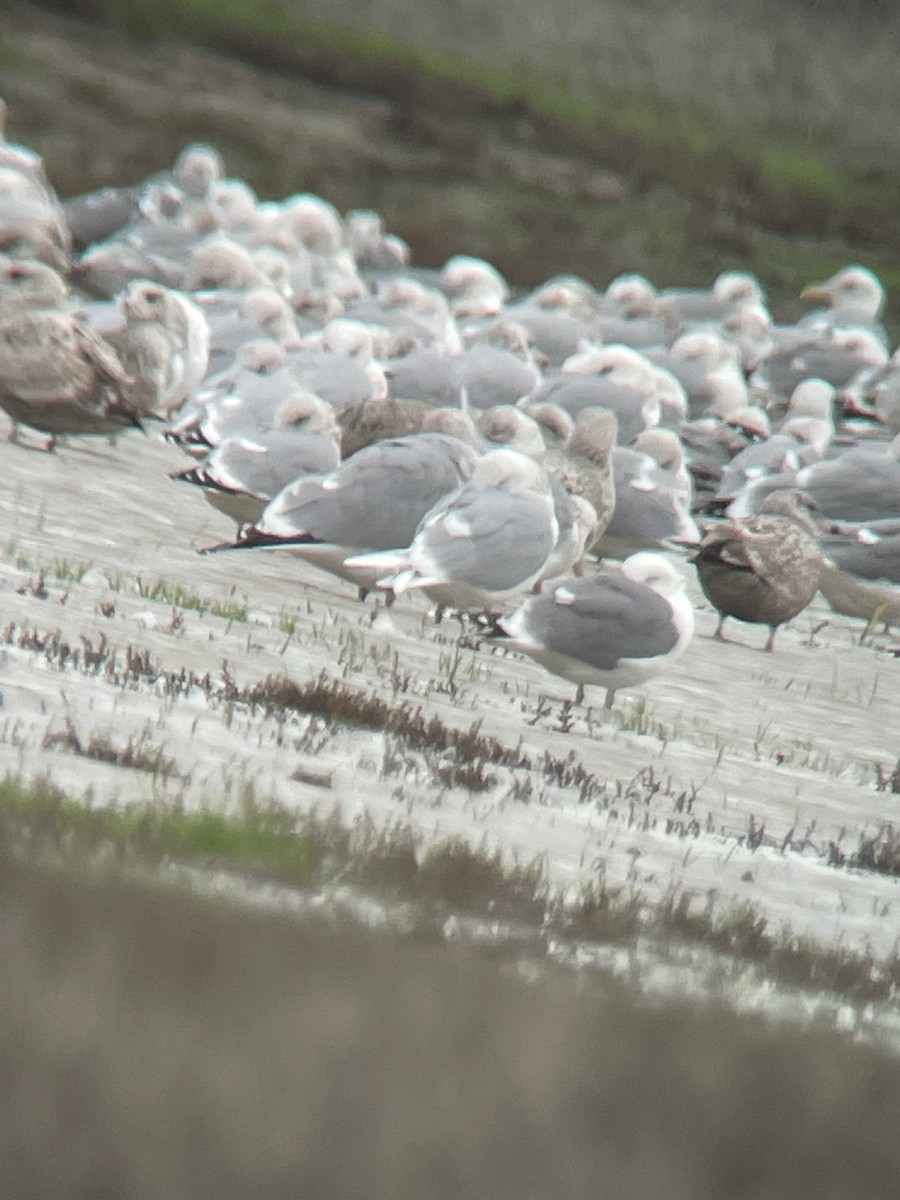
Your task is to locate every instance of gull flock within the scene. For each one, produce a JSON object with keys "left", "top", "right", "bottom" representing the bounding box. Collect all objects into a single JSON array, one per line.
[{"left": 2, "top": 97, "right": 900, "bottom": 712}]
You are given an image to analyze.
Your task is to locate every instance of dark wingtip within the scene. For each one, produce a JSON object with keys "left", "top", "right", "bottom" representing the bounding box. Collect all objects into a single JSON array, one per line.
[
  {"left": 199, "top": 529, "right": 301, "bottom": 556},
  {"left": 169, "top": 466, "right": 204, "bottom": 486}
]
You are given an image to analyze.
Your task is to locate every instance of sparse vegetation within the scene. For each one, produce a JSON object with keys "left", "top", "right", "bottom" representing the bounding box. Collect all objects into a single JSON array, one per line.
[
  {"left": 827, "top": 824, "right": 900, "bottom": 881},
  {"left": 125, "top": 574, "right": 250, "bottom": 622},
  {"left": 41, "top": 717, "right": 176, "bottom": 778}
]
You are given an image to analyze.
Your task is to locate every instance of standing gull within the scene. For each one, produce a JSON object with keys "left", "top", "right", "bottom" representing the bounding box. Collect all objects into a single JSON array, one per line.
[
  {"left": 0, "top": 257, "right": 139, "bottom": 447},
  {"left": 692, "top": 493, "right": 822, "bottom": 650},
  {"left": 495, "top": 553, "right": 694, "bottom": 708}
]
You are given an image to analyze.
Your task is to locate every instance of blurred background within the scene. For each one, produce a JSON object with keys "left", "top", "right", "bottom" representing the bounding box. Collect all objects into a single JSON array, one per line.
[{"left": 5, "top": 0, "right": 900, "bottom": 323}]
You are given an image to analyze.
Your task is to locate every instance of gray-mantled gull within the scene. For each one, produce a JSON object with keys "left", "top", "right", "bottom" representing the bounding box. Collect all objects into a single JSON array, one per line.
[
  {"left": 193, "top": 380, "right": 337, "bottom": 466},
  {"left": 751, "top": 326, "right": 888, "bottom": 400},
  {"left": 601, "top": 274, "right": 659, "bottom": 318},
  {"left": 799, "top": 264, "right": 887, "bottom": 346},
  {"left": 348, "top": 277, "right": 461, "bottom": 353},
  {"left": 650, "top": 331, "right": 748, "bottom": 420},
  {"left": 183, "top": 235, "right": 273, "bottom": 293},
  {"left": 171, "top": 415, "right": 341, "bottom": 531},
  {"left": 63, "top": 185, "right": 141, "bottom": 251},
  {"left": 794, "top": 434, "right": 900, "bottom": 522},
  {"left": 489, "top": 305, "right": 593, "bottom": 371},
  {"left": 495, "top": 552, "right": 694, "bottom": 707},
  {"left": 198, "top": 285, "right": 302, "bottom": 375},
  {"left": 522, "top": 401, "right": 574, "bottom": 450},
  {"left": 657, "top": 271, "right": 766, "bottom": 330},
  {"left": 346, "top": 449, "right": 558, "bottom": 613},
  {"left": 524, "top": 276, "right": 602, "bottom": 322},
  {"left": 594, "top": 443, "right": 700, "bottom": 560},
  {"left": 0, "top": 258, "right": 139, "bottom": 448},
  {"left": 632, "top": 428, "right": 693, "bottom": 500},
  {"left": 205, "top": 433, "right": 478, "bottom": 598},
  {"left": 525, "top": 354, "right": 658, "bottom": 445},
  {"left": 454, "top": 340, "right": 543, "bottom": 410},
  {"left": 345, "top": 209, "right": 409, "bottom": 272},
  {"left": 476, "top": 405, "right": 546, "bottom": 457},
  {"left": 716, "top": 435, "right": 802, "bottom": 508},
  {"left": 844, "top": 350, "right": 900, "bottom": 432},
  {"left": 818, "top": 520, "right": 900, "bottom": 586},
  {"left": 384, "top": 346, "right": 462, "bottom": 407},
  {"left": 776, "top": 378, "right": 835, "bottom": 456},
  {"left": 440, "top": 255, "right": 509, "bottom": 318},
  {"left": 715, "top": 376, "right": 835, "bottom": 509},
  {"left": 692, "top": 492, "right": 822, "bottom": 650}
]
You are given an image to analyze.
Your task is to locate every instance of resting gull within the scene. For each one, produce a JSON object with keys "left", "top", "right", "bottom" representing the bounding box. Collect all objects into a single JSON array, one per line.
[
  {"left": 799, "top": 264, "right": 887, "bottom": 347},
  {"left": 593, "top": 435, "right": 699, "bottom": 560},
  {"left": 107, "top": 280, "right": 210, "bottom": 419},
  {"left": 347, "top": 449, "right": 559, "bottom": 613},
  {"left": 794, "top": 433, "right": 900, "bottom": 523},
  {"left": 205, "top": 433, "right": 478, "bottom": 599},
  {"left": 540, "top": 407, "right": 618, "bottom": 550},
  {"left": 171, "top": 394, "right": 342, "bottom": 531},
  {"left": 495, "top": 552, "right": 694, "bottom": 708}
]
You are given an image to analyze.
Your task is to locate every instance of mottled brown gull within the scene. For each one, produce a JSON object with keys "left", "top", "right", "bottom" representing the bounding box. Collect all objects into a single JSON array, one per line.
[
  {"left": 0, "top": 258, "right": 139, "bottom": 447},
  {"left": 692, "top": 493, "right": 822, "bottom": 651}
]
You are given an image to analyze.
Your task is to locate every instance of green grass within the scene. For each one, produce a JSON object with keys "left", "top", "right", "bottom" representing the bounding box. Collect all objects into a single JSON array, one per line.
[
  {"left": 110, "top": 573, "right": 249, "bottom": 621},
  {"left": 0, "top": 774, "right": 324, "bottom": 881}
]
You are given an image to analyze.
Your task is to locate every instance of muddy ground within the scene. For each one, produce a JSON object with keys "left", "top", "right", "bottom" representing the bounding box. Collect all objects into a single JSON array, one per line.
[{"left": 2, "top": 425, "right": 899, "bottom": 1011}]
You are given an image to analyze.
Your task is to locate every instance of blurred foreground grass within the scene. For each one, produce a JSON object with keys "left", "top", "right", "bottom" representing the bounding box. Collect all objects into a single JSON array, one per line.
[
  {"left": 4, "top": 771, "right": 899, "bottom": 1007},
  {"left": 4, "top": 835, "right": 900, "bottom": 1199}
]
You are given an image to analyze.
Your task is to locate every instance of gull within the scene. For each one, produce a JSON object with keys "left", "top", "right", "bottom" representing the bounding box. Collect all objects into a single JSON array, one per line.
[
  {"left": 346, "top": 449, "right": 558, "bottom": 613},
  {"left": 495, "top": 553, "right": 694, "bottom": 708}
]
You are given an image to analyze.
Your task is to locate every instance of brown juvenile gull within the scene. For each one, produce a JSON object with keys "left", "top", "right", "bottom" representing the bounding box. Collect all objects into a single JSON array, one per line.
[
  {"left": 339, "top": 397, "right": 480, "bottom": 460},
  {"left": 495, "top": 552, "right": 694, "bottom": 708},
  {"left": 107, "top": 280, "right": 210, "bottom": 420},
  {"left": 0, "top": 258, "right": 138, "bottom": 448},
  {"left": 540, "top": 407, "right": 618, "bottom": 552},
  {"left": 691, "top": 493, "right": 822, "bottom": 651}
]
